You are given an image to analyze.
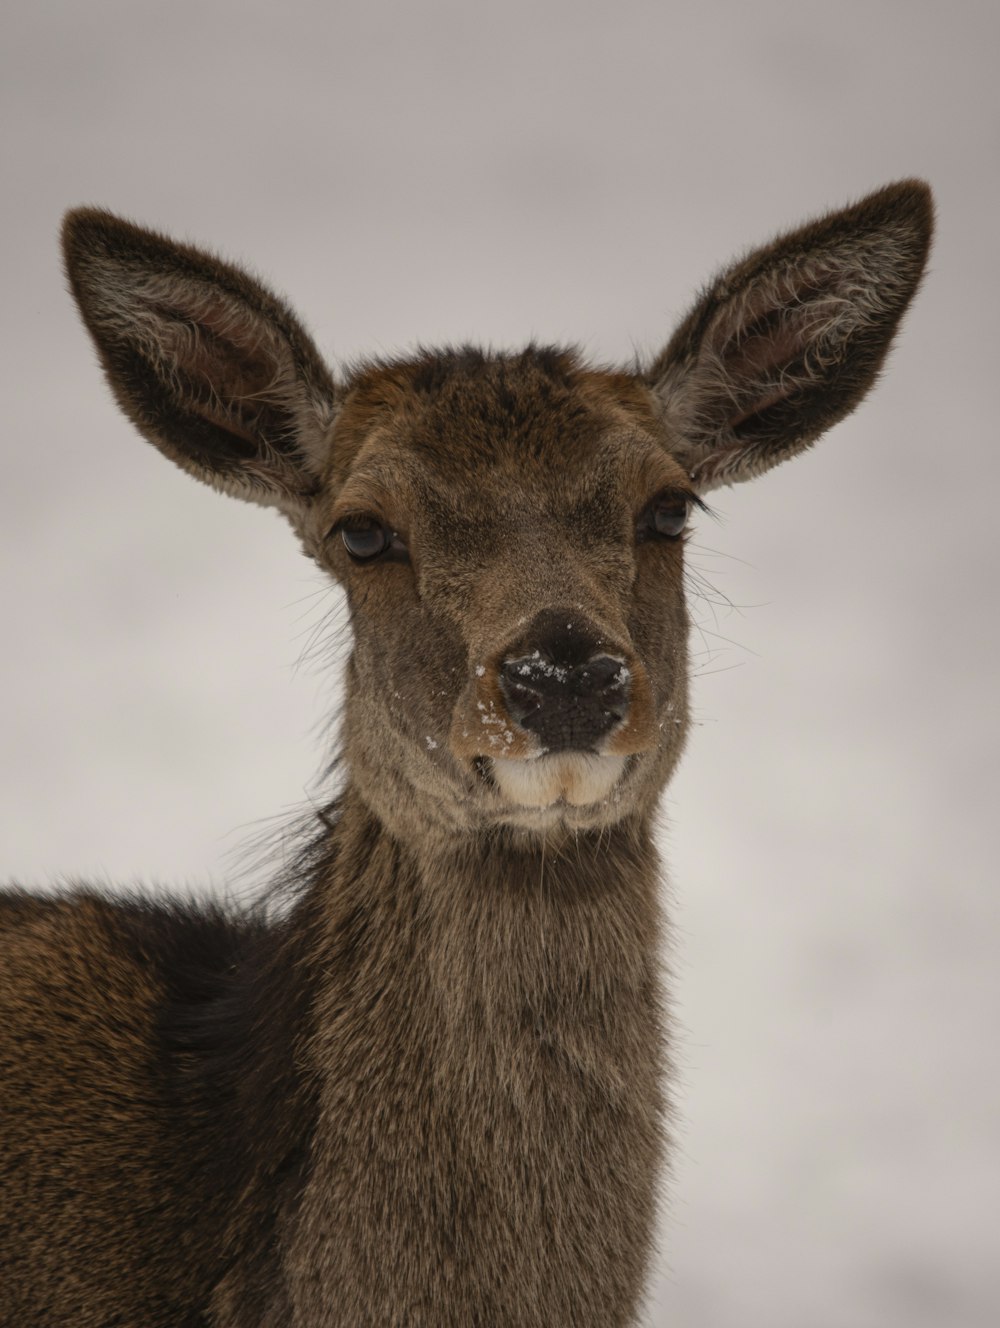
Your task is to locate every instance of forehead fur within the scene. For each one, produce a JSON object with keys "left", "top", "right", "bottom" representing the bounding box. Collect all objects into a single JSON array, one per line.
[{"left": 329, "top": 344, "right": 662, "bottom": 485}]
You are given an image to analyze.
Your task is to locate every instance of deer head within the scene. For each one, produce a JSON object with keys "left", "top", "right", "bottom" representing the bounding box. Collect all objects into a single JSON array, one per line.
[{"left": 62, "top": 182, "right": 931, "bottom": 844}]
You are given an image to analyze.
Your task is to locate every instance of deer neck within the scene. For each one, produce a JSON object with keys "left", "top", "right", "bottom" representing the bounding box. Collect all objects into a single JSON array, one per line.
[
  {"left": 278, "top": 786, "right": 666, "bottom": 1324},
  {"left": 307, "top": 784, "right": 664, "bottom": 1028}
]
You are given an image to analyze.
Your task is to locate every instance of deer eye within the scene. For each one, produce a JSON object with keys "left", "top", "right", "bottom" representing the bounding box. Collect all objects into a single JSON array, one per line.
[
  {"left": 637, "top": 493, "right": 691, "bottom": 544},
  {"left": 653, "top": 500, "right": 688, "bottom": 538},
  {"left": 338, "top": 518, "right": 395, "bottom": 562}
]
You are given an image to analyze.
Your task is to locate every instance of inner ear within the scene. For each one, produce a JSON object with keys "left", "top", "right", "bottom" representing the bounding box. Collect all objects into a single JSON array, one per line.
[
  {"left": 63, "top": 208, "right": 341, "bottom": 511},
  {"left": 133, "top": 280, "right": 307, "bottom": 455},
  {"left": 645, "top": 180, "right": 933, "bottom": 492},
  {"left": 713, "top": 270, "right": 844, "bottom": 434}
]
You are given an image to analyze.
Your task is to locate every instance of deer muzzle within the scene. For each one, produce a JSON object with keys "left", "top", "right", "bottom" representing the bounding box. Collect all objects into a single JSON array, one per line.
[{"left": 449, "top": 608, "right": 657, "bottom": 807}]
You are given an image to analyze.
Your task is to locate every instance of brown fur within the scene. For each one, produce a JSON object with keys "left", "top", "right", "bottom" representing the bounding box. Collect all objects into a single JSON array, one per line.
[{"left": 0, "top": 182, "right": 932, "bottom": 1325}]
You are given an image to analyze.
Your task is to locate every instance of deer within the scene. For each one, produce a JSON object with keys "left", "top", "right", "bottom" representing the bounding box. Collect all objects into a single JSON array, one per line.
[{"left": 0, "top": 181, "right": 932, "bottom": 1327}]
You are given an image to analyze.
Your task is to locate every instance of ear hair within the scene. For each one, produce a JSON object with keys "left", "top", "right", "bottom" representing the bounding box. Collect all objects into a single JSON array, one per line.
[
  {"left": 646, "top": 180, "right": 933, "bottom": 491},
  {"left": 62, "top": 209, "right": 340, "bottom": 512}
]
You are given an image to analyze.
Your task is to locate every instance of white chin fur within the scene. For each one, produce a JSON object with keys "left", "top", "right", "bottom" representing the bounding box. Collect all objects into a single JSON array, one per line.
[{"left": 490, "top": 753, "right": 627, "bottom": 808}]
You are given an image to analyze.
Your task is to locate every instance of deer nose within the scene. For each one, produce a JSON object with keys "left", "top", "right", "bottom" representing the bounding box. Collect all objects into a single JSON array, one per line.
[{"left": 498, "top": 652, "right": 630, "bottom": 753}]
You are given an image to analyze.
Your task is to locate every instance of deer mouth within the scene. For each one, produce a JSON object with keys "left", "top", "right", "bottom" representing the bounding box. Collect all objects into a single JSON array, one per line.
[{"left": 488, "top": 751, "right": 628, "bottom": 809}]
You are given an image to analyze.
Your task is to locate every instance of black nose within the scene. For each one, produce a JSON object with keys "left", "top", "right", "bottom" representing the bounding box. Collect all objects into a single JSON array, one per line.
[{"left": 498, "top": 651, "right": 630, "bottom": 753}]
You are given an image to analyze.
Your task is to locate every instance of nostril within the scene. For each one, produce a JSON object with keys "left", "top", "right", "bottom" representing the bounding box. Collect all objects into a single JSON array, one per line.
[
  {"left": 498, "top": 659, "right": 546, "bottom": 726},
  {"left": 503, "top": 680, "right": 543, "bottom": 724},
  {"left": 499, "top": 655, "right": 565, "bottom": 701},
  {"left": 571, "top": 655, "right": 628, "bottom": 695},
  {"left": 574, "top": 656, "right": 630, "bottom": 723}
]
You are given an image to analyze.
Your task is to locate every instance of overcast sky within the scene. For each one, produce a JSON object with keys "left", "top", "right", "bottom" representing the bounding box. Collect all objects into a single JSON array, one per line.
[{"left": 2, "top": 3, "right": 998, "bottom": 1324}]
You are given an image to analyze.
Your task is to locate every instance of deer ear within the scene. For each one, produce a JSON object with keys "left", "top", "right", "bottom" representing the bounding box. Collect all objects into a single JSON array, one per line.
[
  {"left": 646, "top": 180, "right": 933, "bottom": 492},
  {"left": 62, "top": 209, "right": 340, "bottom": 512}
]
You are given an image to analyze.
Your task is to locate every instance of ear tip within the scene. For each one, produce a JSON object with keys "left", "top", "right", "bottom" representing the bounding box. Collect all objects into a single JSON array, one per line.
[
  {"left": 61, "top": 206, "right": 98, "bottom": 260},
  {"left": 864, "top": 177, "right": 935, "bottom": 247},
  {"left": 61, "top": 207, "right": 192, "bottom": 280},
  {"left": 62, "top": 205, "right": 116, "bottom": 244},
  {"left": 882, "top": 176, "right": 934, "bottom": 218},
  {"left": 61, "top": 206, "right": 135, "bottom": 279}
]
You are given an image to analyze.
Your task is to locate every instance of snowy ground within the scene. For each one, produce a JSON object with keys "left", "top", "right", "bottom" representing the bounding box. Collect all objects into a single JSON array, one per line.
[{"left": 2, "top": 3, "right": 998, "bottom": 1324}]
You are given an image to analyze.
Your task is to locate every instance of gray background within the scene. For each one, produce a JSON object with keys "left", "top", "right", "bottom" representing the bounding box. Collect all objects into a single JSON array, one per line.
[{"left": 2, "top": 2, "right": 997, "bottom": 1324}]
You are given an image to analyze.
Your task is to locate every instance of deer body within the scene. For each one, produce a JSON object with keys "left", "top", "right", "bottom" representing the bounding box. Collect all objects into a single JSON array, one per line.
[
  {"left": 2, "top": 799, "right": 661, "bottom": 1325},
  {"left": 0, "top": 183, "right": 931, "bottom": 1325}
]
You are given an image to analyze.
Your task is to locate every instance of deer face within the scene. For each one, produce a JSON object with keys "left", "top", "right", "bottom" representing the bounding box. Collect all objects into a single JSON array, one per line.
[
  {"left": 61, "top": 183, "right": 932, "bottom": 838},
  {"left": 302, "top": 350, "right": 694, "bottom": 832}
]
